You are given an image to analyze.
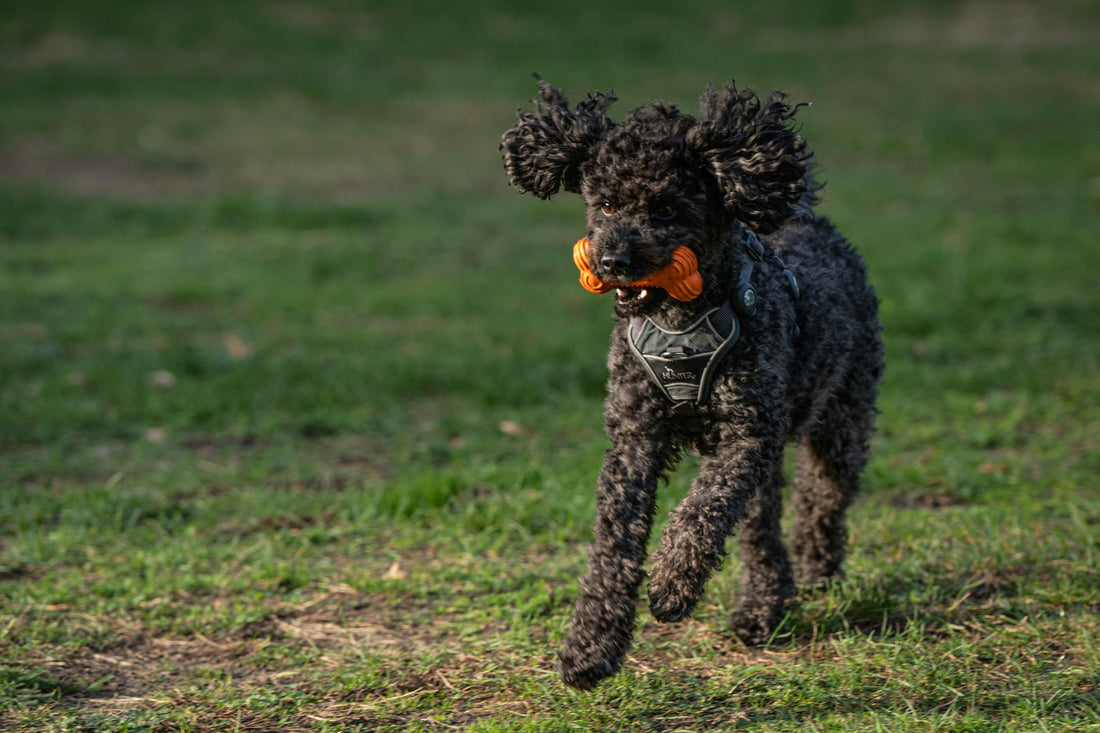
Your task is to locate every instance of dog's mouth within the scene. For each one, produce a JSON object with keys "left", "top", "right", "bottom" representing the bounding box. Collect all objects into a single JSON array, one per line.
[
  {"left": 614, "top": 285, "right": 669, "bottom": 313},
  {"left": 615, "top": 286, "right": 652, "bottom": 305}
]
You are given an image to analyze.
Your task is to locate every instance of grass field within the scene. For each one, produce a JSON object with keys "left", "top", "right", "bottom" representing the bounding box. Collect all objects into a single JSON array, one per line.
[{"left": 2, "top": 1, "right": 1098, "bottom": 730}]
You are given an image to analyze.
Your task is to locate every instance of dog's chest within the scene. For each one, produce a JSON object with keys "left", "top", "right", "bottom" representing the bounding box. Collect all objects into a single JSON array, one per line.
[{"left": 626, "top": 303, "right": 740, "bottom": 406}]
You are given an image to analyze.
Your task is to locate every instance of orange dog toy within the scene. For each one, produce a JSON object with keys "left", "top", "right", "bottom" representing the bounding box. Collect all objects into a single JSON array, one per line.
[{"left": 572, "top": 238, "right": 703, "bottom": 301}]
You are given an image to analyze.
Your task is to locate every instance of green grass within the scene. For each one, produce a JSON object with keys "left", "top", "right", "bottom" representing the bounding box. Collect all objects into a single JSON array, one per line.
[{"left": 2, "top": 1, "right": 1098, "bottom": 731}]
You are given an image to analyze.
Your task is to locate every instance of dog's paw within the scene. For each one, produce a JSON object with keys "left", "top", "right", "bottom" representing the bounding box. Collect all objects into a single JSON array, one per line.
[
  {"left": 556, "top": 642, "right": 618, "bottom": 690},
  {"left": 729, "top": 609, "right": 778, "bottom": 646},
  {"left": 794, "top": 563, "right": 844, "bottom": 588},
  {"left": 647, "top": 579, "right": 698, "bottom": 623}
]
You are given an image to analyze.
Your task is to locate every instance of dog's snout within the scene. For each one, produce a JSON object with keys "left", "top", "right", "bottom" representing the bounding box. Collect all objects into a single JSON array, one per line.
[{"left": 600, "top": 252, "right": 632, "bottom": 278}]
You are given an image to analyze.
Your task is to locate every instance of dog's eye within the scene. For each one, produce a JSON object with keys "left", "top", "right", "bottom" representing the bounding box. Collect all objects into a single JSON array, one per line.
[
  {"left": 600, "top": 202, "right": 617, "bottom": 216},
  {"left": 652, "top": 204, "right": 676, "bottom": 221}
]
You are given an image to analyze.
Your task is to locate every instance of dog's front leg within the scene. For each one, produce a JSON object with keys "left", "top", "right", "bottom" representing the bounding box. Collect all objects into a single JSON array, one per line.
[
  {"left": 558, "top": 425, "right": 673, "bottom": 689},
  {"left": 647, "top": 434, "right": 783, "bottom": 623}
]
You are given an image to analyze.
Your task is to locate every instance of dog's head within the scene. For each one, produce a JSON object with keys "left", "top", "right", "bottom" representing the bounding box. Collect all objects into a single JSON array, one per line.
[{"left": 501, "top": 79, "right": 814, "bottom": 315}]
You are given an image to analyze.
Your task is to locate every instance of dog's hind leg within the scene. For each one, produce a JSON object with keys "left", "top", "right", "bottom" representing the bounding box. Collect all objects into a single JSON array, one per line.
[
  {"left": 790, "top": 367, "right": 878, "bottom": 585},
  {"left": 728, "top": 459, "right": 796, "bottom": 645}
]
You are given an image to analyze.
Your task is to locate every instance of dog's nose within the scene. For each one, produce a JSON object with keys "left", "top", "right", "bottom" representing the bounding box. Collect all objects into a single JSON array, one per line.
[{"left": 600, "top": 252, "right": 631, "bottom": 278}]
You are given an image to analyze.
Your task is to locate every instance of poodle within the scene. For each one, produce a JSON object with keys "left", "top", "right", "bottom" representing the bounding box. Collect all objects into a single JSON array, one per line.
[{"left": 500, "top": 79, "right": 883, "bottom": 689}]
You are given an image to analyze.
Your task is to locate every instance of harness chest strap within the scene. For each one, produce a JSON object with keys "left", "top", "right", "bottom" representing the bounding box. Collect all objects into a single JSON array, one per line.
[{"left": 627, "top": 302, "right": 740, "bottom": 408}]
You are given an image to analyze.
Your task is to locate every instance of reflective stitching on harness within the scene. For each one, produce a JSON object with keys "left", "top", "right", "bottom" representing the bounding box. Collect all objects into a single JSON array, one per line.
[{"left": 627, "top": 302, "right": 740, "bottom": 407}]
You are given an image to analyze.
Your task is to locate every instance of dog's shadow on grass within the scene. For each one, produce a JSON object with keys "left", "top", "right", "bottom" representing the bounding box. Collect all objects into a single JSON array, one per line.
[
  {"left": 635, "top": 557, "right": 1040, "bottom": 666},
  {"left": 592, "top": 568, "right": 1057, "bottom": 729}
]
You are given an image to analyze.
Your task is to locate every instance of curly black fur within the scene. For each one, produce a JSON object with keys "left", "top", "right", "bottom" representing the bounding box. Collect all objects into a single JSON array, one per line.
[{"left": 500, "top": 79, "right": 884, "bottom": 690}]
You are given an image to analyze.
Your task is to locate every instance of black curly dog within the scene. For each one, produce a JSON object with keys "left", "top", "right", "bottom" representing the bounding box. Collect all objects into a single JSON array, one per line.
[{"left": 500, "top": 79, "right": 883, "bottom": 689}]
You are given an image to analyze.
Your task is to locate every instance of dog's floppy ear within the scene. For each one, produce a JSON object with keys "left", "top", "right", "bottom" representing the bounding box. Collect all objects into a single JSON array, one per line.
[
  {"left": 688, "top": 81, "right": 814, "bottom": 234},
  {"left": 501, "top": 80, "right": 616, "bottom": 199}
]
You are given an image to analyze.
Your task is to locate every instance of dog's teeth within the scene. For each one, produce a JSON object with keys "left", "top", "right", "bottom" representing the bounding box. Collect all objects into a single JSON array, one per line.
[
  {"left": 638, "top": 289, "right": 649, "bottom": 300},
  {"left": 616, "top": 288, "right": 627, "bottom": 297}
]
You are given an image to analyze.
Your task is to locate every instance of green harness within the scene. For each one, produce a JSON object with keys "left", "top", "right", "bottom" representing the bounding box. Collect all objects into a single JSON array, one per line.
[{"left": 627, "top": 303, "right": 740, "bottom": 409}]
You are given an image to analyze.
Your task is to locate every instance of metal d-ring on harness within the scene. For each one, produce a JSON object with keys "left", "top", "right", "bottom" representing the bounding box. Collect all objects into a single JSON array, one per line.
[{"left": 626, "top": 228, "right": 800, "bottom": 426}]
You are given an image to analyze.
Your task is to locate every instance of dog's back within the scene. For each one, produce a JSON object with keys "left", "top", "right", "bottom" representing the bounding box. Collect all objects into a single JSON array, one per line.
[{"left": 767, "top": 214, "right": 882, "bottom": 438}]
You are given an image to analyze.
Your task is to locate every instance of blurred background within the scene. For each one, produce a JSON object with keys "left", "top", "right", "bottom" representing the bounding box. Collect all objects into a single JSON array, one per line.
[
  {"left": 3, "top": 0, "right": 1094, "bottom": 465},
  {"left": 1, "top": 0, "right": 1097, "bottom": 727}
]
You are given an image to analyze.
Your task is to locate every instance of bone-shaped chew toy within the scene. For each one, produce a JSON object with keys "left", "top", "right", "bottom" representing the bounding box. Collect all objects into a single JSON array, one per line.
[{"left": 572, "top": 237, "right": 703, "bottom": 302}]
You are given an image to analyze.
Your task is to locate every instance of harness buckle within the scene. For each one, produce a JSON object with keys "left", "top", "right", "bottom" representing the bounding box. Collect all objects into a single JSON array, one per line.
[{"left": 662, "top": 345, "right": 688, "bottom": 358}]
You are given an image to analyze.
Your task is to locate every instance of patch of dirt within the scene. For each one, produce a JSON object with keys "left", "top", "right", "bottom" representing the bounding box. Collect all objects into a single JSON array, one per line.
[
  {"left": 13, "top": 584, "right": 476, "bottom": 712},
  {"left": 865, "top": 0, "right": 1095, "bottom": 51},
  {"left": 889, "top": 492, "right": 964, "bottom": 510},
  {"left": 49, "top": 633, "right": 272, "bottom": 703},
  {"left": 178, "top": 431, "right": 393, "bottom": 493},
  {"left": 0, "top": 142, "right": 216, "bottom": 200}
]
